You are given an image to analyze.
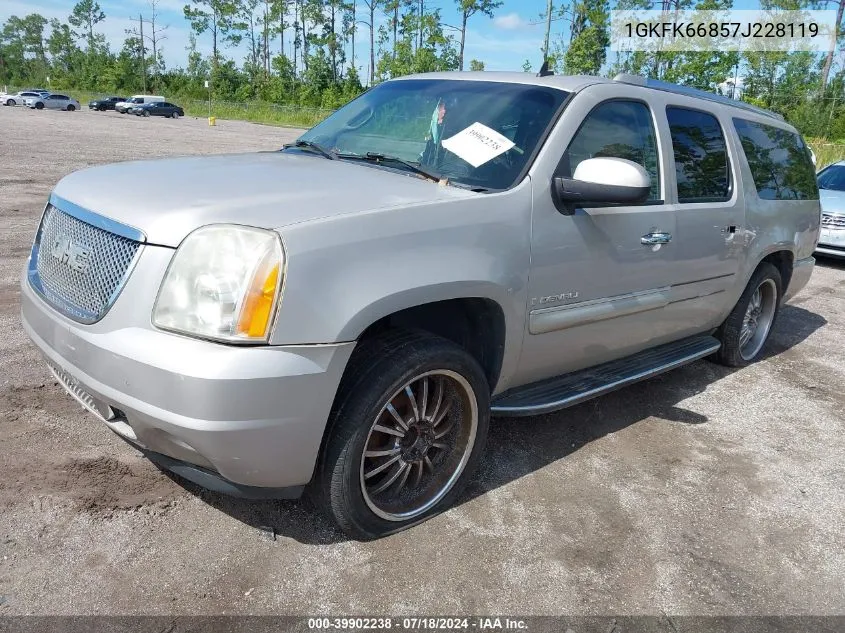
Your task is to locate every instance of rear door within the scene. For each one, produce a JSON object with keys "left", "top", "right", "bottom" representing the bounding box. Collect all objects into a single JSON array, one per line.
[{"left": 661, "top": 104, "right": 745, "bottom": 330}]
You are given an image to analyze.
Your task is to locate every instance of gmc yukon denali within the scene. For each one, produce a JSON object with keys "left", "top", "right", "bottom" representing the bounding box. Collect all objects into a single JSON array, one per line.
[{"left": 21, "top": 72, "right": 820, "bottom": 539}]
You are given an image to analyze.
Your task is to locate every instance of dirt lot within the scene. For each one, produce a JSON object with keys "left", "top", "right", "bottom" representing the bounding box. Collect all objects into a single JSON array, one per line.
[{"left": 0, "top": 105, "right": 844, "bottom": 616}]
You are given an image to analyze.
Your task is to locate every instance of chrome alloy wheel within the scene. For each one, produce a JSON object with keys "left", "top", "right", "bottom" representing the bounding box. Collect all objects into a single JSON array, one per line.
[
  {"left": 740, "top": 278, "right": 777, "bottom": 361},
  {"left": 359, "top": 370, "right": 478, "bottom": 522}
]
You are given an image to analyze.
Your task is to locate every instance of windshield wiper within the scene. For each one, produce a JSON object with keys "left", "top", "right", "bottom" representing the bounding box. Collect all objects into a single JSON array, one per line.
[
  {"left": 283, "top": 139, "right": 336, "bottom": 160},
  {"left": 336, "top": 152, "right": 442, "bottom": 183}
]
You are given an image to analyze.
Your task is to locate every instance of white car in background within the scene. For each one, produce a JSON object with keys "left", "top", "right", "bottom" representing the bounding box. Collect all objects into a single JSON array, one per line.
[
  {"left": 25, "top": 94, "right": 80, "bottom": 111},
  {"left": 1, "top": 90, "right": 48, "bottom": 106}
]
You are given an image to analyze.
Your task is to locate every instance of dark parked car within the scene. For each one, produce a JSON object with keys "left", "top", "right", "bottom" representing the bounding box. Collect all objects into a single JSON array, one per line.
[
  {"left": 134, "top": 101, "right": 184, "bottom": 119},
  {"left": 89, "top": 96, "right": 126, "bottom": 111}
]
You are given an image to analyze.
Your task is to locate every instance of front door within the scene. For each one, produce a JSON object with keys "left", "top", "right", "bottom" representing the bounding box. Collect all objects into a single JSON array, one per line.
[{"left": 517, "top": 91, "right": 682, "bottom": 385}]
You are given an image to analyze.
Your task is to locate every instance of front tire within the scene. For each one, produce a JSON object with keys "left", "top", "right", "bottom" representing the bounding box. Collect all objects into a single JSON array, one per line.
[
  {"left": 66, "top": 104, "right": 75, "bottom": 111},
  {"left": 714, "top": 262, "right": 782, "bottom": 367},
  {"left": 172, "top": 111, "right": 180, "bottom": 119},
  {"left": 143, "top": 110, "right": 150, "bottom": 117},
  {"left": 313, "top": 331, "right": 490, "bottom": 540},
  {"left": 35, "top": 102, "right": 44, "bottom": 110}
]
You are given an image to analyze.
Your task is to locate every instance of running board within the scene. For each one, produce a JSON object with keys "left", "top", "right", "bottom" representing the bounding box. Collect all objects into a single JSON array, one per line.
[{"left": 491, "top": 335, "right": 720, "bottom": 417}]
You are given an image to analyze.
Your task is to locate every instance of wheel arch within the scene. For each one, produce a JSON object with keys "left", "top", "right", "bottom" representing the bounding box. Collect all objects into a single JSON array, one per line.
[
  {"left": 351, "top": 294, "right": 509, "bottom": 394},
  {"left": 757, "top": 248, "right": 793, "bottom": 298}
]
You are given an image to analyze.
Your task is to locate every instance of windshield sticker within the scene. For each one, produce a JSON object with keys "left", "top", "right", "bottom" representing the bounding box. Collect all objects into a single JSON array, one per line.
[{"left": 441, "top": 122, "right": 516, "bottom": 168}]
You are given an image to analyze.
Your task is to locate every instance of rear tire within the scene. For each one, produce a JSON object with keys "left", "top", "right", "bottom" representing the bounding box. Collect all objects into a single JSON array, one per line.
[
  {"left": 5, "top": 99, "right": 14, "bottom": 106},
  {"left": 713, "top": 262, "right": 782, "bottom": 367},
  {"left": 312, "top": 330, "right": 490, "bottom": 540},
  {"left": 143, "top": 110, "right": 150, "bottom": 117}
]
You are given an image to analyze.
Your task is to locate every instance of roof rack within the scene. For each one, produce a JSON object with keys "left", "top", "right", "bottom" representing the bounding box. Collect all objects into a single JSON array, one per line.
[{"left": 613, "top": 73, "right": 784, "bottom": 121}]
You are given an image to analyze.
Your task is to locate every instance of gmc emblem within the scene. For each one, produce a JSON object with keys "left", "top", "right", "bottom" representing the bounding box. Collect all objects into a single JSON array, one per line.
[{"left": 50, "top": 235, "right": 92, "bottom": 273}]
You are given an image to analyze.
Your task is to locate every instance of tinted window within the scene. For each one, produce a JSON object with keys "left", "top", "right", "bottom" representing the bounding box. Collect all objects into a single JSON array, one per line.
[
  {"left": 53, "top": 95, "right": 68, "bottom": 100},
  {"left": 733, "top": 118, "right": 819, "bottom": 200},
  {"left": 136, "top": 99, "right": 145, "bottom": 103},
  {"left": 667, "top": 107, "right": 730, "bottom": 202},
  {"left": 561, "top": 100, "right": 660, "bottom": 200},
  {"left": 818, "top": 164, "right": 845, "bottom": 191}
]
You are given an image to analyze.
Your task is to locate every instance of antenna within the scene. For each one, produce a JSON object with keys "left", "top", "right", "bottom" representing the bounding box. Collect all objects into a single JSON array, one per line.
[{"left": 537, "top": 59, "right": 553, "bottom": 77}]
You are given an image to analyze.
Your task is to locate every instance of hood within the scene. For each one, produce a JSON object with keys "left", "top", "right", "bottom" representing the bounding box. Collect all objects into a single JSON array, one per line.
[
  {"left": 819, "top": 188, "right": 845, "bottom": 214},
  {"left": 51, "top": 151, "right": 472, "bottom": 247}
]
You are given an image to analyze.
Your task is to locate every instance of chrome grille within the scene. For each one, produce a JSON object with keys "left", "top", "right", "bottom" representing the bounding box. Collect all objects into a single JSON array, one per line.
[
  {"left": 31, "top": 204, "right": 141, "bottom": 322},
  {"left": 821, "top": 213, "right": 845, "bottom": 229}
]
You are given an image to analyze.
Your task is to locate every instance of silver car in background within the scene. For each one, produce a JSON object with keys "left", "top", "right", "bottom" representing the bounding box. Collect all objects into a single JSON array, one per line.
[
  {"left": 26, "top": 94, "right": 80, "bottom": 111},
  {"left": 817, "top": 161, "right": 845, "bottom": 258}
]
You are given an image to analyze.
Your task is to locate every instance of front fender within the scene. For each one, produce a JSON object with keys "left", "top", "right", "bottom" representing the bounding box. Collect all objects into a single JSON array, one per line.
[{"left": 270, "top": 182, "right": 534, "bottom": 389}]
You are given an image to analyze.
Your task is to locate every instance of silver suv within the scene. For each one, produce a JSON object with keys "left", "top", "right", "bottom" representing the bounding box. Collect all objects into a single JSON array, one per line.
[{"left": 20, "top": 72, "right": 820, "bottom": 539}]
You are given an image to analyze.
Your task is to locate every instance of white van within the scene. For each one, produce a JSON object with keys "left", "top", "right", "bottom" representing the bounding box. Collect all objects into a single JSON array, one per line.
[{"left": 115, "top": 95, "right": 164, "bottom": 114}]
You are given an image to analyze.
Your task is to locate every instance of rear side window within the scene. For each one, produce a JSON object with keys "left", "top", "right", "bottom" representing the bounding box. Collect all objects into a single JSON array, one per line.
[
  {"left": 561, "top": 100, "right": 661, "bottom": 200},
  {"left": 666, "top": 107, "right": 731, "bottom": 202},
  {"left": 733, "top": 118, "right": 819, "bottom": 200}
]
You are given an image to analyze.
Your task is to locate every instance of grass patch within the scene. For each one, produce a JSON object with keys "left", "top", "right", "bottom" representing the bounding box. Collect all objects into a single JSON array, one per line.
[
  {"left": 66, "top": 89, "right": 331, "bottom": 128},
  {"left": 807, "top": 139, "right": 845, "bottom": 170}
]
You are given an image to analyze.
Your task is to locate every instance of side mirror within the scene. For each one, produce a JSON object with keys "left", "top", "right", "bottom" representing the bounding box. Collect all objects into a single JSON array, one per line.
[{"left": 553, "top": 157, "right": 651, "bottom": 213}]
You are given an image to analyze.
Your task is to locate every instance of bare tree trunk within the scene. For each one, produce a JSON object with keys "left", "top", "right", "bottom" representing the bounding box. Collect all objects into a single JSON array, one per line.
[
  {"left": 263, "top": 0, "right": 270, "bottom": 75},
  {"left": 330, "top": 2, "right": 337, "bottom": 82},
  {"left": 543, "top": 0, "right": 552, "bottom": 61},
  {"left": 459, "top": 10, "right": 467, "bottom": 70},
  {"left": 418, "top": 0, "right": 424, "bottom": 51},
  {"left": 821, "top": 0, "right": 845, "bottom": 91},
  {"left": 279, "top": 0, "right": 285, "bottom": 59},
  {"left": 302, "top": 0, "right": 309, "bottom": 72},
  {"left": 369, "top": 2, "right": 375, "bottom": 85}
]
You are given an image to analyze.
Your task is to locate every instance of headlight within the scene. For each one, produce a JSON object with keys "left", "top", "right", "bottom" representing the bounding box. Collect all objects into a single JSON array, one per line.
[{"left": 153, "top": 225, "right": 284, "bottom": 343}]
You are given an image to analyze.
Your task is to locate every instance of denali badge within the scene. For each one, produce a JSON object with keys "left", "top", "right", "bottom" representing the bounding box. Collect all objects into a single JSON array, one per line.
[
  {"left": 50, "top": 235, "right": 92, "bottom": 273},
  {"left": 530, "top": 291, "right": 579, "bottom": 307}
]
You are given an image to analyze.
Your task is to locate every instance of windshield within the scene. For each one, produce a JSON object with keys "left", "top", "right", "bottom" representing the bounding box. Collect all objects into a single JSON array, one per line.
[
  {"left": 818, "top": 165, "right": 845, "bottom": 191},
  {"left": 295, "top": 79, "right": 569, "bottom": 191}
]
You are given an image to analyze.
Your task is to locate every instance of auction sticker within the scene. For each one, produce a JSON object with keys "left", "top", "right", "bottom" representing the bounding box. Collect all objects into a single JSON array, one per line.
[{"left": 441, "top": 122, "right": 515, "bottom": 168}]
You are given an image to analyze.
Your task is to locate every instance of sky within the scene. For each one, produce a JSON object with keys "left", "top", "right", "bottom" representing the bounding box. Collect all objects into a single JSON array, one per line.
[
  {"left": 0, "top": 0, "right": 573, "bottom": 74},
  {"left": 1, "top": 0, "right": 771, "bottom": 77}
]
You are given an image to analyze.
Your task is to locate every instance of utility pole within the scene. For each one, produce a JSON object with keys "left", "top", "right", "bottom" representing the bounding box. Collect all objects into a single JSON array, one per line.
[
  {"left": 543, "top": 0, "right": 553, "bottom": 62},
  {"left": 128, "top": 2, "right": 168, "bottom": 91},
  {"left": 129, "top": 14, "right": 147, "bottom": 93}
]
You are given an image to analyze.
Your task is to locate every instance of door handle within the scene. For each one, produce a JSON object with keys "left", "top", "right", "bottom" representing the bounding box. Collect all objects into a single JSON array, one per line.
[{"left": 641, "top": 231, "right": 672, "bottom": 245}]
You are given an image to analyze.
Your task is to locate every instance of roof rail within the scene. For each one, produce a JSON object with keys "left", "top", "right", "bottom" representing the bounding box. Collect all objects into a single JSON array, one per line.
[{"left": 613, "top": 73, "right": 784, "bottom": 121}]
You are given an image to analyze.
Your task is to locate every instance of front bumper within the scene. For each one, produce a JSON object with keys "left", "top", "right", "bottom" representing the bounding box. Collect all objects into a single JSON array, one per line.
[
  {"left": 816, "top": 227, "right": 845, "bottom": 258},
  {"left": 21, "top": 273, "right": 355, "bottom": 492}
]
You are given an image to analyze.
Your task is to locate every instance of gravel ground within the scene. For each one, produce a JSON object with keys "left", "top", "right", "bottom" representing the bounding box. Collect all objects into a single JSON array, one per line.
[{"left": 1, "top": 105, "right": 844, "bottom": 616}]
